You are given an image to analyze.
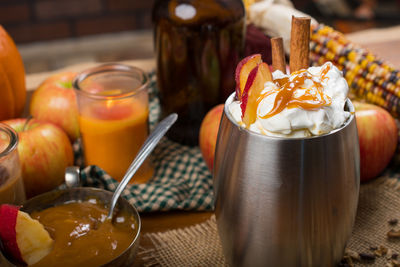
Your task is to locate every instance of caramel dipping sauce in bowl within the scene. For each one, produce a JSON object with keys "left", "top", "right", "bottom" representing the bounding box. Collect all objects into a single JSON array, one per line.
[{"left": 20, "top": 187, "right": 141, "bottom": 267}]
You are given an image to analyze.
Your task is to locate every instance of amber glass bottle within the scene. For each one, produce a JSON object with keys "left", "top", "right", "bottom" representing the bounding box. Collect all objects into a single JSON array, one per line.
[{"left": 153, "top": 0, "right": 246, "bottom": 146}]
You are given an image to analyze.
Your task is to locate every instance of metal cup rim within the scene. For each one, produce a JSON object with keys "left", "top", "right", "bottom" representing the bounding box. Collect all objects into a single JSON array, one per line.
[{"left": 223, "top": 92, "right": 355, "bottom": 140}]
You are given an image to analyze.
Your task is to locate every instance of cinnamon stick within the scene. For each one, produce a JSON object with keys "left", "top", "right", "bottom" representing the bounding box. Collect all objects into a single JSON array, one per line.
[
  {"left": 271, "top": 37, "right": 286, "bottom": 73},
  {"left": 289, "top": 16, "right": 311, "bottom": 73}
]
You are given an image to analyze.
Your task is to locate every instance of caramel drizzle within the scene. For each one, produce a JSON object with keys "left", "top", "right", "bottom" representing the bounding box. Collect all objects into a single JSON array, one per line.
[{"left": 258, "top": 64, "right": 332, "bottom": 119}]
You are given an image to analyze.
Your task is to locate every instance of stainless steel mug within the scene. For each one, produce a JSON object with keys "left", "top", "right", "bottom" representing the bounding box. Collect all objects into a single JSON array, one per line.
[{"left": 214, "top": 93, "right": 360, "bottom": 267}]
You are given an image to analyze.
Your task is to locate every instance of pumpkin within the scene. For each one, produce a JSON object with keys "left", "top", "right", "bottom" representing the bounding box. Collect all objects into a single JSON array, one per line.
[{"left": 0, "top": 26, "right": 26, "bottom": 120}]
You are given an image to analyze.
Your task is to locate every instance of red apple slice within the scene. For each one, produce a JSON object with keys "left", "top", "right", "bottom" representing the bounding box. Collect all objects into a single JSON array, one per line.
[
  {"left": 235, "top": 54, "right": 262, "bottom": 100},
  {"left": 240, "top": 66, "right": 258, "bottom": 119},
  {"left": 241, "top": 62, "right": 273, "bottom": 127},
  {"left": 0, "top": 205, "right": 53, "bottom": 266},
  {"left": 0, "top": 204, "right": 22, "bottom": 264}
]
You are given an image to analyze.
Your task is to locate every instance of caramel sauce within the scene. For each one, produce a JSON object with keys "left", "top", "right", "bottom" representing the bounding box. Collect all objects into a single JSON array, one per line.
[
  {"left": 273, "top": 77, "right": 289, "bottom": 87},
  {"left": 259, "top": 65, "right": 332, "bottom": 119},
  {"left": 30, "top": 200, "right": 137, "bottom": 267}
]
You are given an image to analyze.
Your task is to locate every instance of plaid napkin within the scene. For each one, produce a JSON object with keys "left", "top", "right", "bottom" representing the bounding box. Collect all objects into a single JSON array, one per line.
[{"left": 76, "top": 73, "right": 215, "bottom": 212}]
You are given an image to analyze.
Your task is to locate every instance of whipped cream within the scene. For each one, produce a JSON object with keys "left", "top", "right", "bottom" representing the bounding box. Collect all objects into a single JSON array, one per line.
[{"left": 229, "top": 62, "right": 350, "bottom": 137}]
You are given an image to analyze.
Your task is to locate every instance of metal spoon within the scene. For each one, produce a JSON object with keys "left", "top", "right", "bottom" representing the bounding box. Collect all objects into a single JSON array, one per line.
[{"left": 106, "top": 113, "right": 178, "bottom": 220}]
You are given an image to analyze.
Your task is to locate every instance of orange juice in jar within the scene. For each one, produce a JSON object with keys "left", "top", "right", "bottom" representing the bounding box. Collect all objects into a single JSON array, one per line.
[
  {"left": 0, "top": 123, "right": 25, "bottom": 204},
  {"left": 73, "top": 64, "right": 153, "bottom": 183}
]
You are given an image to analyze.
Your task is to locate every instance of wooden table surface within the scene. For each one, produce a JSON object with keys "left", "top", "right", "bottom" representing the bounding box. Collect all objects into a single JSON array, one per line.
[
  {"left": 346, "top": 25, "right": 400, "bottom": 69},
  {"left": 23, "top": 25, "right": 400, "bottom": 266}
]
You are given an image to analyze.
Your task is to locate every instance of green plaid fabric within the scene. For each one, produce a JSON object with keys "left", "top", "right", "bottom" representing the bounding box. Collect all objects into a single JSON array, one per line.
[{"left": 77, "top": 72, "right": 215, "bottom": 212}]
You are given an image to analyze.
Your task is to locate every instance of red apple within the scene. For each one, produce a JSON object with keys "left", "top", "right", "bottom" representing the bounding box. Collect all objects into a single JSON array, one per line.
[
  {"left": 354, "top": 101, "right": 398, "bottom": 182},
  {"left": 199, "top": 104, "right": 224, "bottom": 171},
  {"left": 2, "top": 118, "right": 74, "bottom": 198},
  {"left": 30, "top": 72, "right": 79, "bottom": 141},
  {"left": 0, "top": 204, "right": 53, "bottom": 265},
  {"left": 235, "top": 54, "right": 262, "bottom": 100}
]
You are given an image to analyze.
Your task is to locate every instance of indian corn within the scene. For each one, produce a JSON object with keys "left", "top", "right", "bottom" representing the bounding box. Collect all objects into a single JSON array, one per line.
[{"left": 310, "top": 24, "right": 400, "bottom": 117}]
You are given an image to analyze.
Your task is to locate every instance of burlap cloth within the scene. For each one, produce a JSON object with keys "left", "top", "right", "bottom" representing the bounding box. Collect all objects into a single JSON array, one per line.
[{"left": 138, "top": 175, "right": 400, "bottom": 266}]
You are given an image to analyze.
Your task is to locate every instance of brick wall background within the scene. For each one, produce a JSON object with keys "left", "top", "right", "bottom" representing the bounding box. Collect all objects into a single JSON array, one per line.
[{"left": 0, "top": 0, "right": 155, "bottom": 44}]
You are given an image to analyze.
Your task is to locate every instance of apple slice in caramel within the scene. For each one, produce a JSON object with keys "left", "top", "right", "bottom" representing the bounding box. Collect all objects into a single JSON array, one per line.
[
  {"left": 0, "top": 204, "right": 54, "bottom": 266},
  {"left": 235, "top": 54, "right": 262, "bottom": 100},
  {"left": 241, "top": 62, "right": 273, "bottom": 127}
]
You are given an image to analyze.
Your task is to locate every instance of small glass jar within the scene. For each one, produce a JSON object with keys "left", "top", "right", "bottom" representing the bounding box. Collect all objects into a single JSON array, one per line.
[
  {"left": 73, "top": 64, "right": 154, "bottom": 183},
  {"left": 0, "top": 123, "right": 25, "bottom": 204}
]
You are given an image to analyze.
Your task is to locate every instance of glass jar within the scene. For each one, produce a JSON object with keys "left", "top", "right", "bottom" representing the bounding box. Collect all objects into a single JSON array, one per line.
[
  {"left": 73, "top": 64, "right": 153, "bottom": 183},
  {"left": 153, "top": 0, "right": 246, "bottom": 146},
  {"left": 0, "top": 123, "right": 25, "bottom": 204}
]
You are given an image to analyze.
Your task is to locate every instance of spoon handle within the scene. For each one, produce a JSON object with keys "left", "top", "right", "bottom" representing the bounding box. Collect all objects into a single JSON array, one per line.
[{"left": 107, "top": 113, "right": 178, "bottom": 219}]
